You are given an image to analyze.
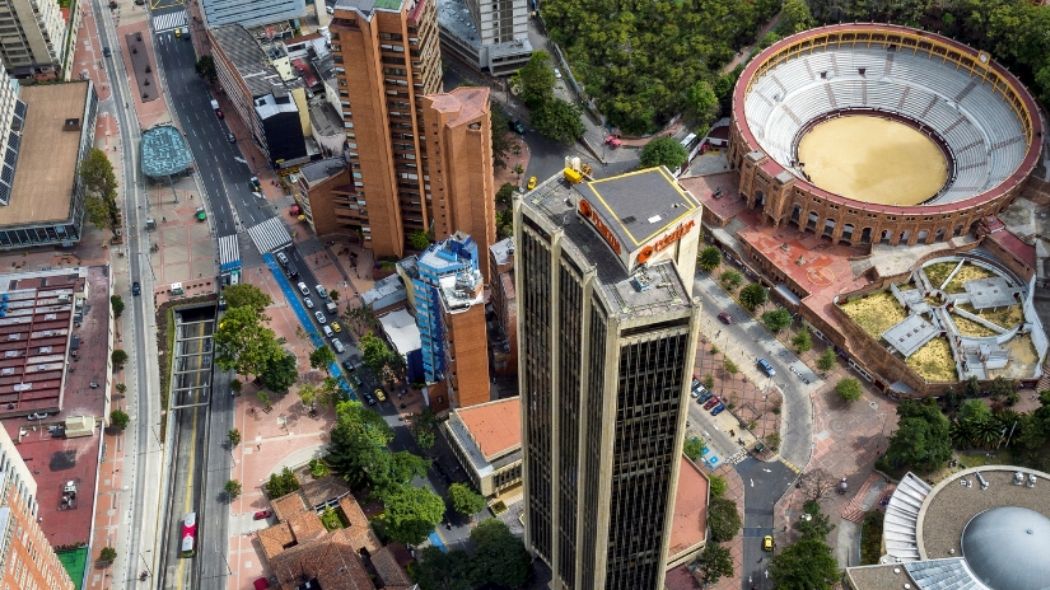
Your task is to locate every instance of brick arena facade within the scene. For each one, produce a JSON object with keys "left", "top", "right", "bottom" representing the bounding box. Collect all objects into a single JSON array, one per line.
[{"left": 729, "top": 24, "right": 1043, "bottom": 247}]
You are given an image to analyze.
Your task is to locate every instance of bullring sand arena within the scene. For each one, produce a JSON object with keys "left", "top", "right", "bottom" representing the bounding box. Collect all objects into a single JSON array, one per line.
[{"left": 796, "top": 115, "right": 949, "bottom": 206}]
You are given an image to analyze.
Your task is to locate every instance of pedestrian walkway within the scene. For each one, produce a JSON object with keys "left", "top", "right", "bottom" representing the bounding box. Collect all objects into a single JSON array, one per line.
[
  {"left": 150, "top": 9, "right": 186, "bottom": 33},
  {"left": 248, "top": 217, "right": 293, "bottom": 253}
]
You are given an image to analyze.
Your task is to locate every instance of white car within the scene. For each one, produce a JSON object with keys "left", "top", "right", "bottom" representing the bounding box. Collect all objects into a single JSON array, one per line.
[
  {"left": 315, "top": 284, "right": 327, "bottom": 299},
  {"left": 314, "top": 311, "right": 327, "bottom": 324},
  {"left": 332, "top": 339, "right": 345, "bottom": 354},
  {"left": 276, "top": 251, "right": 289, "bottom": 266},
  {"left": 554, "top": 67, "right": 562, "bottom": 79},
  {"left": 322, "top": 325, "right": 334, "bottom": 338},
  {"left": 303, "top": 297, "right": 314, "bottom": 309},
  {"left": 27, "top": 412, "right": 48, "bottom": 421},
  {"left": 297, "top": 281, "right": 309, "bottom": 296}
]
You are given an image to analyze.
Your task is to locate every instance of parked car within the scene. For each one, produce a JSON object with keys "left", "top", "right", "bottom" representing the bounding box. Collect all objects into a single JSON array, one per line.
[
  {"left": 703, "top": 396, "right": 721, "bottom": 410},
  {"left": 717, "top": 311, "right": 733, "bottom": 325},
  {"left": 332, "top": 339, "right": 345, "bottom": 354},
  {"left": 303, "top": 297, "right": 315, "bottom": 309},
  {"left": 361, "top": 390, "right": 376, "bottom": 405},
  {"left": 253, "top": 510, "right": 272, "bottom": 520},
  {"left": 762, "top": 535, "right": 775, "bottom": 552},
  {"left": 276, "top": 251, "right": 289, "bottom": 266},
  {"left": 508, "top": 119, "right": 526, "bottom": 135},
  {"left": 315, "top": 284, "right": 327, "bottom": 299},
  {"left": 322, "top": 325, "right": 333, "bottom": 338},
  {"left": 297, "top": 281, "right": 310, "bottom": 296},
  {"left": 314, "top": 311, "right": 327, "bottom": 324},
  {"left": 215, "top": 108, "right": 224, "bottom": 119},
  {"left": 218, "top": 295, "right": 227, "bottom": 310},
  {"left": 284, "top": 264, "right": 299, "bottom": 279},
  {"left": 226, "top": 132, "right": 236, "bottom": 143},
  {"left": 330, "top": 321, "right": 342, "bottom": 334},
  {"left": 697, "top": 390, "right": 714, "bottom": 404},
  {"left": 374, "top": 388, "right": 387, "bottom": 402},
  {"left": 131, "top": 281, "right": 141, "bottom": 296},
  {"left": 710, "top": 403, "right": 726, "bottom": 416},
  {"left": 103, "top": 47, "right": 112, "bottom": 58},
  {"left": 553, "top": 67, "right": 562, "bottom": 79},
  {"left": 604, "top": 134, "right": 622, "bottom": 148},
  {"left": 690, "top": 387, "right": 701, "bottom": 399},
  {"left": 757, "top": 358, "right": 776, "bottom": 377}
]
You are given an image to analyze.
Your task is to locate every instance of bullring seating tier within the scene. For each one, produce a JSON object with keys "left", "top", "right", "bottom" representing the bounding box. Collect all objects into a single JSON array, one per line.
[{"left": 744, "top": 46, "right": 1026, "bottom": 204}]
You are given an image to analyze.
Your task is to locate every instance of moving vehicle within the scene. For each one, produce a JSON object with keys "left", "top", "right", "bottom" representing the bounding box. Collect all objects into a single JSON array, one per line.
[
  {"left": 762, "top": 535, "right": 774, "bottom": 552},
  {"left": 227, "top": 132, "right": 236, "bottom": 143},
  {"left": 297, "top": 282, "right": 310, "bottom": 296},
  {"left": 103, "top": 47, "right": 112, "bottom": 57},
  {"left": 757, "top": 358, "right": 776, "bottom": 377},
  {"left": 132, "top": 281, "right": 141, "bottom": 296},
  {"left": 249, "top": 176, "right": 261, "bottom": 191},
  {"left": 717, "top": 311, "right": 733, "bottom": 325},
  {"left": 314, "top": 311, "right": 327, "bottom": 324},
  {"left": 330, "top": 321, "right": 342, "bottom": 334},
  {"left": 174, "top": 27, "right": 182, "bottom": 39},
  {"left": 253, "top": 510, "right": 272, "bottom": 520},
  {"left": 527, "top": 176, "right": 538, "bottom": 190},
  {"left": 374, "top": 388, "right": 387, "bottom": 403},
  {"left": 703, "top": 396, "right": 720, "bottom": 410},
  {"left": 303, "top": 297, "right": 314, "bottom": 309},
  {"left": 276, "top": 251, "right": 289, "bottom": 266},
  {"left": 284, "top": 264, "right": 299, "bottom": 279},
  {"left": 325, "top": 301, "right": 338, "bottom": 314},
  {"left": 180, "top": 512, "right": 197, "bottom": 557}
]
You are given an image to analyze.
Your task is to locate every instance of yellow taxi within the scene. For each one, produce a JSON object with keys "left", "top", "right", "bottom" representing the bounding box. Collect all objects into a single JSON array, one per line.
[
  {"left": 330, "top": 321, "right": 342, "bottom": 334},
  {"left": 374, "top": 388, "right": 387, "bottom": 403},
  {"left": 762, "top": 535, "right": 774, "bottom": 552},
  {"left": 527, "top": 176, "right": 538, "bottom": 190}
]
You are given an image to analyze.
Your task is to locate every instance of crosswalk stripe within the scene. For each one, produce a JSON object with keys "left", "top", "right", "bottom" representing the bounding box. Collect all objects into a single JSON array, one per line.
[{"left": 152, "top": 10, "right": 187, "bottom": 33}]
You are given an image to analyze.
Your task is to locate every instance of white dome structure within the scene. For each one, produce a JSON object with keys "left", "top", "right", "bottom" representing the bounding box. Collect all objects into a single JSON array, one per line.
[{"left": 961, "top": 506, "right": 1050, "bottom": 590}]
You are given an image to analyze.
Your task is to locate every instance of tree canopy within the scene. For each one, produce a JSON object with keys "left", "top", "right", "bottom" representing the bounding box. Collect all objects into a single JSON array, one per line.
[
  {"left": 214, "top": 306, "right": 283, "bottom": 377},
  {"left": 79, "top": 148, "right": 120, "bottom": 235},
  {"left": 694, "top": 542, "right": 733, "bottom": 585},
  {"left": 639, "top": 137, "right": 688, "bottom": 171},
  {"left": 513, "top": 51, "right": 556, "bottom": 109},
  {"left": 739, "top": 283, "right": 768, "bottom": 310},
  {"left": 223, "top": 284, "right": 271, "bottom": 314},
  {"left": 771, "top": 502, "right": 838, "bottom": 589},
  {"left": 410, "top": 520, "right": 529, "bottom": 590},
  {"left": 697, "top": 246, "right": 721, "bottom": 272},
  {"left": 532, "top": 98, "right": 585, "bottom": 145},
  {"left": 880, "top": 399, "right": 952, "bottom": 474},
  {"left": 259, "top": 351, "right": 298, "bottom": 393},
  {"left": 376, "top": 485, "right": 446, "bottom": 545},
  {"left": 448, "top": 483, "right": 487, "bottom": 517},
  {"left": 309, "top": 345, "right": 337, "bottom": 373},
  {"left": 762, "top": 308, "right": 792, "bottom": 333},
  {"left": 708, "top": 496, "right": 741, "bottom": 542},
  {"left": 836, "top": 378, "right": 862, "bottom": 403}
]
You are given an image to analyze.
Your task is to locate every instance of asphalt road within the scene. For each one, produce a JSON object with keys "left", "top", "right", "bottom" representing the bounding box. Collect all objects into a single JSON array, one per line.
[
  {"left": 735, "top": 458, "right": 796, "bottom": 590},
  {"left": 92, "top": 0, "right": 168, "bottom": 586}
]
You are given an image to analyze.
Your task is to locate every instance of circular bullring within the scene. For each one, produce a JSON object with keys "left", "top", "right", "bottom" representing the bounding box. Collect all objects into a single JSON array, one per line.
[{"left": 729, "top": 24, "right": 1042, "bottom": 247}]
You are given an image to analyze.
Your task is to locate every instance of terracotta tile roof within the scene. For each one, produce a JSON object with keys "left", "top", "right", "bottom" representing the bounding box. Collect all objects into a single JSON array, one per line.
[
  {"left": 288, "top": 512, "right": 327, "bottom": 545},
  {"left": 668, "top": 456, "right": 709, "bottom": 560},
  {"left": 339, "top": 495, "right": 381, "bottom": 553},
  {"left": 453, "top": 396, "right": 522, "bottom": 460},
  {"left": 371, "top": 545, "right": 412, "bottom": 588},
  {"left": 269, "top": 528, "right": 375, "bottom": 590},
  {"left": 257, "top": 523, "right": 296, "bottom": 561},
  {"left": 272, "top": 492, "right": 309, "bottom": 521}
]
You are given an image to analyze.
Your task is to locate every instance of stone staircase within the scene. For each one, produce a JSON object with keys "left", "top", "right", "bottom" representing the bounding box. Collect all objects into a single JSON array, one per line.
[{"left": 840, "top": 473, "right": 884, "bottom": 523}]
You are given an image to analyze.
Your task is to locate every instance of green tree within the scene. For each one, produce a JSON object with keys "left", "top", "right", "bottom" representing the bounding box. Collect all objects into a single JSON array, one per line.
[
  {"left": 694, "top": 542, "right": 733, "bottom": 585},
  {"left": 796, "top": 500, "right": 835, "bottom": 539},
  {"left": 989, "top": 376, "right": 1016, "bottom": 399},
  {"left": 739, "top": 283, "right": 768, "bottom": 311},
  {"left": 409, "top": 547, "right": 473, "bottom": 590},
  {"left": 720, "top": 269, "right": 743, "bottom": 290},
  {"left": 778, "top": 0, "right": 814, "bottom": 35},
  {"left": 686, "top": 79, "right": 719, "bottom": 126},
  {"left": 360, "top": 332, "right": 394, "bottom": 374},
  {"left": 195, "top": 55, "right": 217, "bottom": 82},
  {"left": 470, "top": 519, "right": 530, "bottom": 588},
  {"left": 329, "top": 289, "right": 340, "bottom": 302},
  {"left": 639, "top": 136, "right": 688, "bottom": 170},
  {"left": 223, "top": 284, "right": 272, "bottom": 314},
  {"left": 723, "top": 358, "right": 738, "bottom": 375},
  {"left": 495, "top": 182, "right": 516, "bottom": 207},
  {"left": 265, "top": 467, "right": 301, "bottom": 498},
  {"left": 698, "top": 246, "right": 721, "bottom": 272},
  {"left": 111, "top": 349, "right": 128, "bottom": 371},
  {"left": 408, "top": 230, "right": 431, "bottom": 251},
  {"left": 836, "top": 377, "right": 862, "bottom": 403},
  {"left": 298, "top": 383, "right": 319, "bottom": 408},
  {"left": 309, "top": 458, "right": 331, "bottom": 478},
  {"left": 111, "top": 294, "right": 124, "bottom": 319},
  {"left": 214, "top": 306, "right": 283, "bottom": 377},
  {"left": 310, "top": 345, "right": 337, "bottom": 373},
  {"left": 533, "top": 98, "right": 585, "bottom": 144},
  {"left": 224, "top": 479, "right": 242, "bottom": 500},
  {"left": 709, "top": 474, "right": 727, "bottom": 498},
  {"left": 953, "top": 399, "right": 1001, "bottom": 448},
  {"left": 770, "top": 536, "right": 838, "bottom": 589},
  {"left": 375, "top": 485, "right": 446, "bottom": 545},
  {"left": 490, "top": 101, "right": 512, "bottom": 169},
  {"left": 227, "top": 428, "right": 241, "bottom": 448},
  {"left": 792, "top": 328, "right": 813, "bottom": 353},
  {"left": 109, "top": 409, "right": 130, "bottom": 431},
  {"left": 229, "top": 378, "right": 242, "bottom": 395},
  {"left": 708, "top": 496, "right": 741, "bottom": 542},
  {"left": 496, "top": 209, "right": 514, "bottom": 239},
  {"left": 98, "top": 546, "right": 117, "bottom": 564},
  {"left": 880, "top": 399, "right": 952, "bottom": 474},
  {"left": 513, "top": 51, "right": 555, "bottom": 109},
  {"left": 79, "top": 148, "right": 120, "bottom": 234},
  {"left": 259, "top": 351, "right": 298, "bottom": 393},
  {"left": 412, "top": 407, "right": 439, "bottom": 451},
  {"left": 684, "top": 436, "right": 705, "bottom": 461},
  {"left": 761, "top": 308, "right": 792, "bottom": 333},
  {"left": 817, "top": 348, "right": 837, "bottom": 372},
  {"left": 448, "top": 483, "right": 487, "bottom": 518}
]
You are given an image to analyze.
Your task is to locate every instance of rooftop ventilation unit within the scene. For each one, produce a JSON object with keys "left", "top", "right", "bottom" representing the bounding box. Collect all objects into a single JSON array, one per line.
[{"left": 975, "top": 472, "right": 989, "bottom": 490}]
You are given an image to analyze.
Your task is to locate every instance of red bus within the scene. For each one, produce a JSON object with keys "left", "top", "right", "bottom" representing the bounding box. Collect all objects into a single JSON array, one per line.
[{"left": 180, "top": 512, "right": 197, "bottom": 557}]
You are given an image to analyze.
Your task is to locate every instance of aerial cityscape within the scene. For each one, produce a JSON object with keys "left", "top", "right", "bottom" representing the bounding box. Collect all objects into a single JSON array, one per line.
[{"left": 0, "top": 0, "right": 1046, "bottom": 589}]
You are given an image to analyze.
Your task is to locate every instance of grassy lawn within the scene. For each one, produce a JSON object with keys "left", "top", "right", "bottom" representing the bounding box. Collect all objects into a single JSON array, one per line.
[
  {"left": 952, "top": 314, "right": 996, "bottom": 337},
  {"left": 57, "top": 547, "right": 87, "bottom": 590},
  {"left": 906, "top": 337, "right": 956, "bottom": 382},
  {"left": 319, "top": 507, "right": 346, "bottom": 531},
  {"left": 923, "top": 261, "right": 957, "bottom": 289},
  {"left": 957, "top": 302, "right": 1023, "bottom": 329},
  {"left": 945, "top": 263, "right": 994, "bottom": 293},
  {"left": 840, "top": 291, "right": 907, "bottom": 338}
]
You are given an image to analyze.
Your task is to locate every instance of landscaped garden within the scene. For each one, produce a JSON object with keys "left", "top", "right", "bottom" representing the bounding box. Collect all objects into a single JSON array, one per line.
[
  {"left": 906, "top": 337, "right": 957, "bottom": 382},
  {"left": 922, "top": 261, "right": 957, "bottom": 289},
  {"left": 957, "top": 302, "right": 1023, "bottom": 329},
  {"left": 944, "top": 263, "right": 994, "bottom": 293},
  {"left": 952, "top": 315, "right": 996, "bottom": 338},
  {"left": 840, "top": 291, "right": 908, "bottom": 338}
]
